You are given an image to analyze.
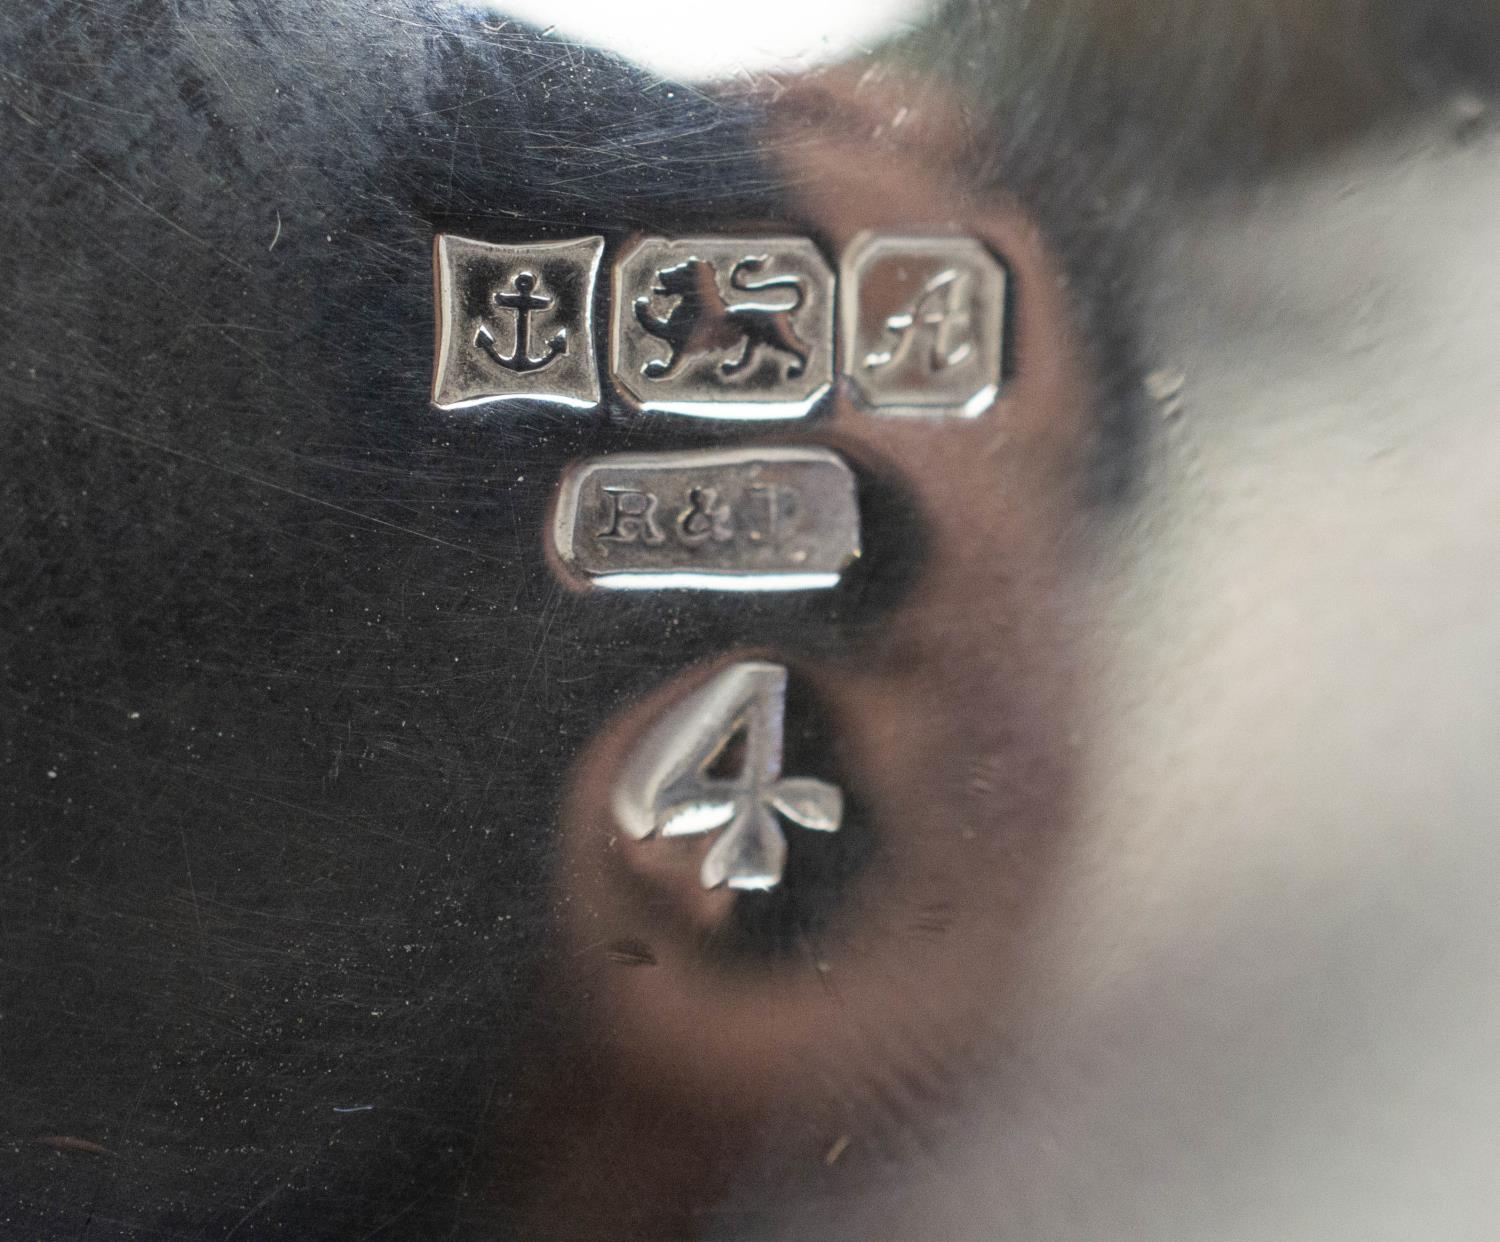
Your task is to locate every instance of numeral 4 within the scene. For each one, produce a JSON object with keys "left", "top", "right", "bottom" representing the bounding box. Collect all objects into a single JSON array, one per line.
[{"left": 613, "top": 662, "right": 843, "bottom": 891}]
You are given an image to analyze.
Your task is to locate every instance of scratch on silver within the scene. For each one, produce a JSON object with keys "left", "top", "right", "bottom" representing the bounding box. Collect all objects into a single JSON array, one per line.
[{"left": 613, "top": 662, "right": 842, "bottom": 891}]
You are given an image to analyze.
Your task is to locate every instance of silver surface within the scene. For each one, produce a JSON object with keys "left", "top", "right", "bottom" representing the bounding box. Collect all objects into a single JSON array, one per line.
[
  {"left": 611, "top": 660, "right": 842, "bottom": 890},
  {"left": 841, "top": 233, "right": 1006, "bottom": 416},
  {"left": 12, "top": 1, "right": 1500, "bottom": 1239},
  {"left": 551, "top": 445, "right": 859, "bottom": 590},
  {"left": 432, "top": 233, "right": 604, "bottom": 410},
  {"left": 610, "top": 235, "right": 835, "bottom": 418}
]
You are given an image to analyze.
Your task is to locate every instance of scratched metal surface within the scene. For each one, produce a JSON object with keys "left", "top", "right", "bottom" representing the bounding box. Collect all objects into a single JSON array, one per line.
[{"left": 4, "top": 2, "right": 1500, "bottom": 1239}]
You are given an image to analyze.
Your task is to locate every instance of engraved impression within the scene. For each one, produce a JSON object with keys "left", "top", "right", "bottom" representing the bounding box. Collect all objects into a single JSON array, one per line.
[
  {"left": 552, "top": 447, "right": 859, "bottom": 590},
  {"left": 598, "top": 489, "right": 665, "bottom": 545},
  {"left": 864, "top": 268, "right": 975, "bottom": 374},
  {"left": 476, "top": 271, "right": 566, "bottom": 374},
  {"left": 432, "top": 234, "right": 604, "bottom": 410},
  {"left": 840, "top": 233, "right": 1006, "bottom": 416},
  {"left": 633, "top": 258, "right": 810, "bottom": 382},
  {"left": 676, "top": 487, "right": 733, "bottom": 544},
  {"left": 611, "top": 237, "right": 834, "bottom": 419},
  {"left": 613, "top": 661, "right": 843, "bottom": 891}
]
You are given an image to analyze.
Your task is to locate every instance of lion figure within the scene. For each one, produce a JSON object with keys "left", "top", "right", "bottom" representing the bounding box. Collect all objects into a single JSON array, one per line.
[{"left": 633, "top": 256, "right": 810, "bottom": 382}]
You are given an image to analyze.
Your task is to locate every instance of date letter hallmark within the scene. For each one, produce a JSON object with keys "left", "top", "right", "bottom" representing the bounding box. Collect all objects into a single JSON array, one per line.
[
  {"left": 611, "top": 237, "right": 834, "bottom": 419},
  {"left": 552, "top": 447, "right": 859, "bottom": 592},
  {"left": 840, "top": 234, "right": 1006, "bottom": 417},
  {"left": 432, "top": 234, "right": 604, "bottom": 411},
  {"left": 614, "top": 662, "right": 842, "bottom": 891}
]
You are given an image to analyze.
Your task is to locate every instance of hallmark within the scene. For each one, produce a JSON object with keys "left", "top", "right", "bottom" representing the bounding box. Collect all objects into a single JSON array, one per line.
[
  {"left": 840, "top": 233, "right": 1006, "bottom": 416},
  {"left": 432, "top": 234, "right": 604, "bottom": 410},
  {"left": 611, "top": 237, "right": 834, "bottom": 419},
  {"left": 552, "top": 446, "right": 859, "bottom": 591}
]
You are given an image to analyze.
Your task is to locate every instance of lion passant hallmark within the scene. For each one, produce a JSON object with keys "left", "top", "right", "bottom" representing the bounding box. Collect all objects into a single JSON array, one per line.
[{"left": 610, "top": 236, "right": 834, "bottom": 419}]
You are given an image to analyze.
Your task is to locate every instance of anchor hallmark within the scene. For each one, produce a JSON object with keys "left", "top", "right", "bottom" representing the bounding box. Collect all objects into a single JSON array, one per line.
[
  {"left": 432, "top": 233, "right": 603, "bottom": 410},
  {"left": 475, "top": 271, "right": 568, "bottom": 374}
]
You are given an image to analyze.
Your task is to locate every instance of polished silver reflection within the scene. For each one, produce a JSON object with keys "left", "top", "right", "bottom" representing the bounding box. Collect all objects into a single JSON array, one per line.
[
  {"left": 552, "top": 446, "right": 859, "bottom": 590},
  {"left": 841, "top": 233, "right": 1006, "bottom": 416},
  {"left": 611, "top": 236, "right": 835, "bottom": 418},
  {"left": 613, "top": 661, "right": 842, "bottom": 890},
  {"left": 432, "top": 233, "right": 604, "bottom": 410}
]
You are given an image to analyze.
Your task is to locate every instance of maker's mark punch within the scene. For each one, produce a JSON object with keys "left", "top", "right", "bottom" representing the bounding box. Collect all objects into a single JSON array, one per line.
[{"left": 552, "top": 446, "right": 860, "bottom": 592}]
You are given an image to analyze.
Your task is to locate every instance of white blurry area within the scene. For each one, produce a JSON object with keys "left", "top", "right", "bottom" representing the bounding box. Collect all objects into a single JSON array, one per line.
[
  {"left": 473, "top": 0, "right": 934, "bottom": 80},
  {"left": 775, "top": 102, "right": 1500, "bottom": 1242}
]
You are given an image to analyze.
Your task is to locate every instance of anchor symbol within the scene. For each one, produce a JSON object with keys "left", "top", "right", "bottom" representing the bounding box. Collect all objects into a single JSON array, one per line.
[{"left": 474, "top": 270, "right": 567, "bottom": 374}]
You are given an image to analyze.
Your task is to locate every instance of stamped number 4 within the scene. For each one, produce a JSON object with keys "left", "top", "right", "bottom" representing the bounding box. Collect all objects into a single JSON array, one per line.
[{"left": 612, "top": 662, "right": 843, "bottom": 891}]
